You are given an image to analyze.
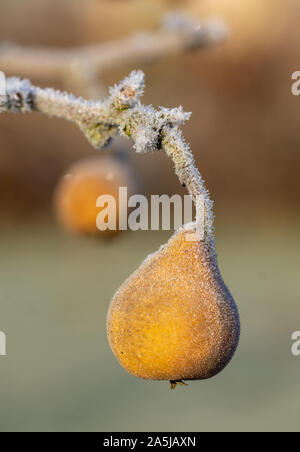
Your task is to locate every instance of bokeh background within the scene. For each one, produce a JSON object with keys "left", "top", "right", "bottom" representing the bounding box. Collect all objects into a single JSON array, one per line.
[{"left": 0, "top": 0, "right": 300, "bottom": 432}]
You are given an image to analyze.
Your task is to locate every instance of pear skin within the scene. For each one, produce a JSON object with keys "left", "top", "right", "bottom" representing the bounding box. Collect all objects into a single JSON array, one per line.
[{"left": 107, "top": 223, "right": 240, "bottom": 382}]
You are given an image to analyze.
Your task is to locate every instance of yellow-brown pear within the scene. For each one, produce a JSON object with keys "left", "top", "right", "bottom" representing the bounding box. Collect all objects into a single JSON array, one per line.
[
  {"left": 107, "top": 223, "right": 240, "bottom": 384},
  {"left": 54, "top": 154, "right": 136, "bottom": 238}
]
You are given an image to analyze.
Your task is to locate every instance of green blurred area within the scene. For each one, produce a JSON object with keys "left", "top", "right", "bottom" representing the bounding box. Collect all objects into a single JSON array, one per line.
[{"left": 0, "top": 218, "right": 299, "bottom": 432}]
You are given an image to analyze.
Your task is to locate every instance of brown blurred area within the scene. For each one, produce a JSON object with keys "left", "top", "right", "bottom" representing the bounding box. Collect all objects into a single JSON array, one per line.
[{"left": 0, "top": 0, "right": 299, "bottom": 219}]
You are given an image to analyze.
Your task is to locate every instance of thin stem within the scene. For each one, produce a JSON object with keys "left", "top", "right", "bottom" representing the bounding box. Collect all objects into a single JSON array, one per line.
[{"left": 161, "top": 126, "right": 214, "bottom": 243}]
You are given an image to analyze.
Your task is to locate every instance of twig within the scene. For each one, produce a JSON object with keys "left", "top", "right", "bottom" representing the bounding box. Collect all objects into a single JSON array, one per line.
[
  {"left": 0, "top": 12, "right": 227, "bottom": 97},
  {"left": 0, "top": 70, "right": 214, "bottom": 243}
]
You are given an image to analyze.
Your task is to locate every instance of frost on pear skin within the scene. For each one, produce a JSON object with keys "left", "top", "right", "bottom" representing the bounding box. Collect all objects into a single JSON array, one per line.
[{"left": 107, "top": 223, "right": 240, "bottom": 383}]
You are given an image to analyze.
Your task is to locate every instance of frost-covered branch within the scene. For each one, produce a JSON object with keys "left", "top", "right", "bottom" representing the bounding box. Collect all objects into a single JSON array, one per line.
[
  {"left": 0, "top": 70, "right": 214, "bottom": 242},
  {"left": 0, "top": 12, "right": 227, "bottom": 97}
]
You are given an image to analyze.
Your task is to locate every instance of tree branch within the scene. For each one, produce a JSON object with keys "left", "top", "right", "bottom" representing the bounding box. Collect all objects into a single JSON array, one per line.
[
  {"left": 0, "top": 70, "right": 214, "bottom": 243},
  {"left": 0, "top": 12, "right": 227, "bottom": 98}
]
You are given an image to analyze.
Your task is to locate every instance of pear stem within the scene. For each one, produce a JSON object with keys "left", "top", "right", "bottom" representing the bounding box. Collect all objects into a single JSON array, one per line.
[
  {"left": 170, "top": 380, "right": 188, "bottom": 389},
  {"left": 161, "top": 126, "right": 214, "bottom": 243}
]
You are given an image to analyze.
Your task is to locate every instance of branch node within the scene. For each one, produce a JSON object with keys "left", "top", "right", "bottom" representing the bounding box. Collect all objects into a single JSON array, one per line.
[
  {"left": 109, "top": 70, "right": 145, "bottom": 110},
  {"left": 0, "top": 77, "right": 33, "bottom": 113}
]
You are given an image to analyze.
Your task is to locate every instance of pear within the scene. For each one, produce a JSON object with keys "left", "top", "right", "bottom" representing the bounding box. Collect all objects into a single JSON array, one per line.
[
  {"left": 107, "top": 222, "right": 240, "bottom": 384},
  {"left": 54, "top": 154, "right": 136, "bottom": 237}
]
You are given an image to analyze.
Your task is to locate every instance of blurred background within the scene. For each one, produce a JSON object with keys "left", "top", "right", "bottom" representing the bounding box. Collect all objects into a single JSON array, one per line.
[{"left": 0, "top": 0, "right": 300, "bottom": 432}]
